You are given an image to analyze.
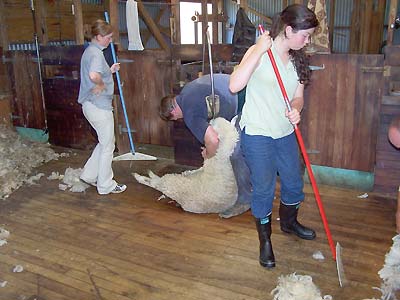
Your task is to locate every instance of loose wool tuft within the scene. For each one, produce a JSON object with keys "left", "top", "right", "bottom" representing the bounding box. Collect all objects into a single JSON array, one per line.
[
  {"left": 271, "top": 273, "right": 332, "bottom": 300},
  {"left": 366, "top": 234, "right": 400, "bottom": 300},
  {"left": 134, "top": 117, "right": 239, "bottom": 214}
]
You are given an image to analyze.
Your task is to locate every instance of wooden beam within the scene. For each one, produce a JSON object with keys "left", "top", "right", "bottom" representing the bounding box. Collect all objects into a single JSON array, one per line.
[
  {"left": 201, "top": 0, "right": 208, "bottom": 44},
  {"left": 0, "top": 0, "right": 8, "bottom": 49},
  {"left": 108, "top": 0, "right": 121, "bottom": 47},
  {"left": 32, "top": 0, "right": 48, "bottom": 45},
  {"left": 387, "top": 0, "right": 398, "bottom": 46},
  {"left": 349, "top": 0, "right": 361, "bottom": 53},
  {"left": 137, "top": 0, "right": 169, "bottom": 50},
  {"left": 328, "top": 0, "right": 335, "bottom": 52},
  {"left": 212, "top": 0, "right": 218, "bottom": 43},
  {"left": 72, "top": 0, "right": 84, "bottom": 45},
  {"left": 245, "top": 6, "right": 272, "bottom": 25},
  {"left": 170, "top": 0, "right": 180, "bottom": 44}
]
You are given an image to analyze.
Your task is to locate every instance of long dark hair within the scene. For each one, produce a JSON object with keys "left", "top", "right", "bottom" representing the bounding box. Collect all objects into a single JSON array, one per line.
[{"left": 270, "top": 4, "right": 319, "bottom": 85}]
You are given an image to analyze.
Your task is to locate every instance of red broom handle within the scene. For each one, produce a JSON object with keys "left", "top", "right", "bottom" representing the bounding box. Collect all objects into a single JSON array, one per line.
[{"left": 258, "top": 25, "right": 336, "bottom": 260}]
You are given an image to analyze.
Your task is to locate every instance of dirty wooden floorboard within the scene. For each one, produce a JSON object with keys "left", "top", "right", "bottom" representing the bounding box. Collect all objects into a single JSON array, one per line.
[{"left": 0, "top": 147, "right": 398, "bottom": 300}]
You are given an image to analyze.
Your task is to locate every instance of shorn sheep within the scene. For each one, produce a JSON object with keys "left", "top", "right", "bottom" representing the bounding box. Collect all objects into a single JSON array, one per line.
[{"left": 134, "top": 117, "right": 239, "bottom": 214}]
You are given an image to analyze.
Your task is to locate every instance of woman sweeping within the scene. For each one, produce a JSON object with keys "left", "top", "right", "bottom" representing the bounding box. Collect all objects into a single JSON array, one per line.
[{"left": 229, "top": 4, "right": 319, "bottom": 268}]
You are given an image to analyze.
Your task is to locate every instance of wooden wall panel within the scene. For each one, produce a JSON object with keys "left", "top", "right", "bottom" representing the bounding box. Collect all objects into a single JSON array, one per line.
[
  {"left": 3, "top": 1, "right": 105, "bottom": 45},
  {"left": 374, "top": 102, "right": 400, "bottom": 196},
  {"left": 40, "top": 45, "right": 97, "bottom": 150},
  {"left": 302, "top": 54, "right": 383, "bottom": 172},
  {"left": 0, "top": 47, "right": 12, "bottom": 127},
  {"left": 5, "top": 51, "right": 45, "bottom": 129},
  {"left": 114, "top": 50, "right": 175, "bottom": 153}
]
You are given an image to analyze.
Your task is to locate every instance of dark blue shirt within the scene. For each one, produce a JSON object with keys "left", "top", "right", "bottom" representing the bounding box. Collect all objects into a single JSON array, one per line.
[{"left": 176, "top": 74, "right": 238, "bottom": 144}]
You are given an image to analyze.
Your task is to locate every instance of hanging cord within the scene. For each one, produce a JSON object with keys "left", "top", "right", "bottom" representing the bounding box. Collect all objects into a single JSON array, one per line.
[{"left": 30, "top": 0, "right": 48, "bottom": 134}]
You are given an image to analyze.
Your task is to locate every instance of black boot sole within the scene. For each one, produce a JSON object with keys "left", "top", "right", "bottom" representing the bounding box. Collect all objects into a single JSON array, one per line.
[
  {"left": 259, "top": 259, "right": 275, "bottom": 268},
  {"left": 281, "top": 227, "right": 316, "bottom": 240}
]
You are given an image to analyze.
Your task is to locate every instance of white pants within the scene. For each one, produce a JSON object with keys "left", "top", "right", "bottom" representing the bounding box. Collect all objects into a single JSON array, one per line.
[{"left": 81, "top": 101, "right": 117, "bottom": 194}]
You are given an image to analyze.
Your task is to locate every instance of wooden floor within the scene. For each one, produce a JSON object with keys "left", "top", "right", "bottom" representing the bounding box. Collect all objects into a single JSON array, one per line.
[{"left": 0, "top": 145, "right": 398, "bottom": 300}]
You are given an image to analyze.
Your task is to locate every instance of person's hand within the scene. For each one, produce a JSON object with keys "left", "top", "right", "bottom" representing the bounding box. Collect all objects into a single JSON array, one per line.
[
  {"left": 201, "top": 146, "right": 207, "bottom": 160},
  {"left": 255, "top": 31, "right": 272, "bottom": 54},
  {"left": 91, "top": 82, "right": 105, "bottom": 95},
  {"left": 110, "top": 63, "right": 120, "bottom": 73},
  {"left": 285, "top": 108, "right": 301, "bottom": 125}
]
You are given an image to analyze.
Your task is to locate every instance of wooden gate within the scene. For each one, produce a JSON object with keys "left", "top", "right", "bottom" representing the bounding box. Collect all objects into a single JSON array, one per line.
[{"left": 302, "top": 54, "right": 383, "bottom": 172}]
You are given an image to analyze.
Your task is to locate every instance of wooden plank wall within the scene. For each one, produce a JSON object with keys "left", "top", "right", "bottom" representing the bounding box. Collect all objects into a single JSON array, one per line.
[
  {"left": 0, "top": 47, "right": 12, "bottom": 126},
  {"left": 302, "top": 54, "right": 383, "bottom": 172},
  {"left": 374, "top": 45, "right": 400, "bottom": 196},
  {"left": 40, "top": 45, "right": 97, "bottom": 150},
  {"left": 5, "top": 51, "right": 45, "bottom": 129},
  {"left": 2, "top": 0, "right": 106, "bottom": 45},
  {"left": 114, "top": 50, "right": 176, "bottom": 154}
]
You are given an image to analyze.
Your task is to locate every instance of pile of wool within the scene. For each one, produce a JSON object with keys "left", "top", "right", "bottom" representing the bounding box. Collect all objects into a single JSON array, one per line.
[
  {"left": 59, "top": 167, "right": 90, "bottom": 193},
  {"left": 0, "top": 125, "right": 60, "bottom": 199},
  {"left": 271, "top": 273, "right": 332, "bottom": 300},
  {"left": 365, "top": 235, "right": 400, "bottom": 300}
]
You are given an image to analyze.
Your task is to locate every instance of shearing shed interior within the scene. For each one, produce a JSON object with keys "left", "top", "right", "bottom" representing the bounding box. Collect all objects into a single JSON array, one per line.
[{"left": 1, "top": 0, "right": 400, "bottom": 299}]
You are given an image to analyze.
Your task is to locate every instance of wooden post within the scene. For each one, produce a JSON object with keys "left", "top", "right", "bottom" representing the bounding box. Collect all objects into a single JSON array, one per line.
[
  {"left": 328, "top": 0, "right": 335, "bottom": 52},
  {"left": 387, "top": 0, "right": 398, "bottom": 46},
  {"left": 212, "top": 0, "right": 218, "bottom": 44},
  {"left": 72, "top": 0, "right": 84, "bottom": 45},
  {"left": 31, "top": 0, "right": 48, "bottom": 45},
  {"left": 109, "top": 0, "right": 120, "bottom": 47},
  {"left": 0, "top": 0, "right": 8, "bottom": 50},
  {"left": 239, "top": 0, "right": 248, "bottom": 10},
  {"left": 170, "top": 0, "right": 180, "bottom": 44},
  {"left": 201, "top": 0, "right": 208, "bottom": 44}
]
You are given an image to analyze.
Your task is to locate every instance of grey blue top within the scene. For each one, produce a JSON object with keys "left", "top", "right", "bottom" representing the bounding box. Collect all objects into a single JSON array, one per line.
[{"left": 78, "top": 42, "right": 114, "bottom": 110}]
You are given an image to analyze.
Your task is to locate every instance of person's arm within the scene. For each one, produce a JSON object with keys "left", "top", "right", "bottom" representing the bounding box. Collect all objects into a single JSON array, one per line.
[
  {"left": 202, "top": 125, "right": 219, "bottom": 159},
  {"left": 229, "top": 31, "right": 272, "bottom": 93},
  {"left": 285, "top": 83, "right": 304, "bottom": 125},
  {"left": 89, "top": 71, "right": 105, "bottom": 95},
  {"left": 397, "top": 186, "right": 400, "bottom": 233}
]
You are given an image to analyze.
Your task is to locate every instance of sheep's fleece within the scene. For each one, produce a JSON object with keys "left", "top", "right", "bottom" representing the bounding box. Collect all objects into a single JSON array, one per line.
[{"left": 134, "top": 117, "right": 239, "bottom": 214}]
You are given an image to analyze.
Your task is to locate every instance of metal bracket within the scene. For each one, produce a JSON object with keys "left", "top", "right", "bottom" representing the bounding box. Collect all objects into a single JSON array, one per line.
[
  {"left": 118, "top": 59, "right": 135, "bottom": 63},
  {"left": 309, "top": 64, "right": 325, "bottom": 71},
  {"left": 118, "top": 124, "right": 137, "bottom": 135}
]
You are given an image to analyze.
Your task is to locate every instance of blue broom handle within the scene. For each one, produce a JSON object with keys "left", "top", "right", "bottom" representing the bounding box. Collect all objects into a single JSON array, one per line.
[{"left": 104, "top": 11, "right": 136, "bottom": 154}]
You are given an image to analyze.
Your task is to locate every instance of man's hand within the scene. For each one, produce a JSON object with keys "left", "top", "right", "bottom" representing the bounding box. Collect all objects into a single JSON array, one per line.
[
  {"left": 201, "top": 146, "right": 207, "bottom": 160},
  {"left": 203, "top": 125, "right": 219, "bottom": 159}
]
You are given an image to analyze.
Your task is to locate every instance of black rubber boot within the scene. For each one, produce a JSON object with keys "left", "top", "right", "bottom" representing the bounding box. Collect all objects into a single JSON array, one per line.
[
  {"left": 279, "top": 203, "right": 316, "bottom": 240},
  {"left": 255, "top": 216, "right": 275, "bottom": 268}
]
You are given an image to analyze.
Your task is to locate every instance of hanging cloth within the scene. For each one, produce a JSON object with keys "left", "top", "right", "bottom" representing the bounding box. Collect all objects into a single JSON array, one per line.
[
  {"left": 307, "top": 0, "right": 330, "bottom": 53},
  {"left": 231, "top": 8, "right": 256, "bottom": 62},
  {"left": 126, "top": 0, "right": 144, "bottom": 50}
]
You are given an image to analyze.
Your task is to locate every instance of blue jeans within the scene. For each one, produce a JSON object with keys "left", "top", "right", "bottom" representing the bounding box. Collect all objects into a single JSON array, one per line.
[{"left": 241, "top": 130, "right": 304, "bottom": 218}]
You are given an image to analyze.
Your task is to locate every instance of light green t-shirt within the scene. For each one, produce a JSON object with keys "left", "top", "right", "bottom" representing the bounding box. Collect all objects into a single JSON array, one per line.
[{"left": 239, "top": 42, "right": 299, "bottom": 139}]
